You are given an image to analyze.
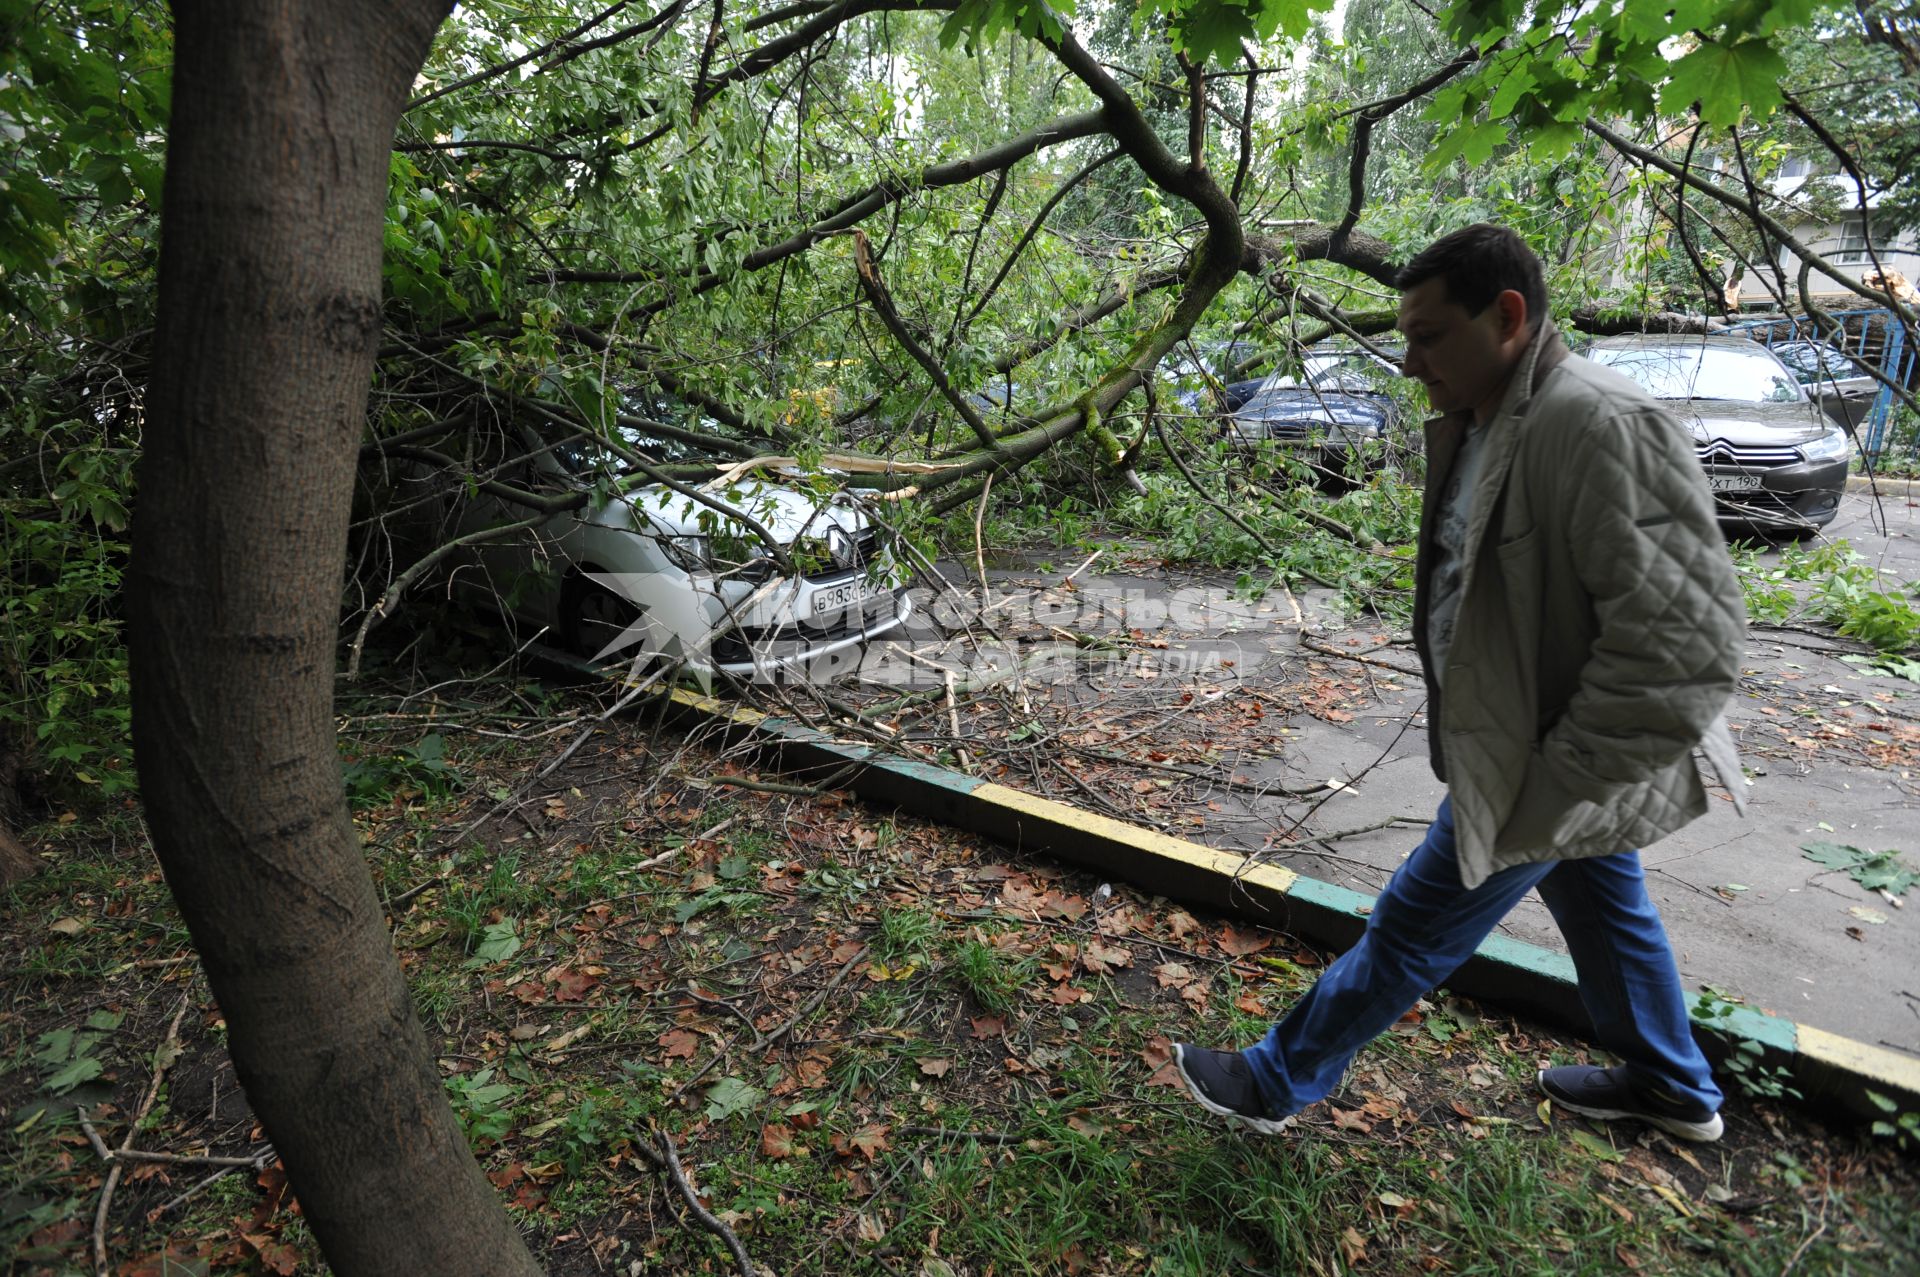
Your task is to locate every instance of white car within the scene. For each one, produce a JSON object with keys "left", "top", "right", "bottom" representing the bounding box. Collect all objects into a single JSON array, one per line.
[{"left": 393, "top": 420, "right": 913, "bottom": 683}]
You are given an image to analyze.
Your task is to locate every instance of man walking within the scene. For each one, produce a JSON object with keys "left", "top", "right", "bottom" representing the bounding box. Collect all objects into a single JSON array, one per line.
[{"left": 1174, "top": 224, "right": 1746, "bottom": 1142}]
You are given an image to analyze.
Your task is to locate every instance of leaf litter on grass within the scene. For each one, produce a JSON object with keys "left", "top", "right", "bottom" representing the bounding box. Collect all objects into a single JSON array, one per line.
[{"left": 6, "top": 715, "right": 1920, "bottom": 1276}]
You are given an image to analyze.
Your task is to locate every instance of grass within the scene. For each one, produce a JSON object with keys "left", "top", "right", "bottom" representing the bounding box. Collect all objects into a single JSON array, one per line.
[{"left": 4, "top": 712, "right": 1918, "bottom": 1277}]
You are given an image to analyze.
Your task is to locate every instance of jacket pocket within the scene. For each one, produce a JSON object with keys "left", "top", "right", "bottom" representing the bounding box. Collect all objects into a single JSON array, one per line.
[{"left": 1497, "top": 746, "right": 1604, "bottom": 855}]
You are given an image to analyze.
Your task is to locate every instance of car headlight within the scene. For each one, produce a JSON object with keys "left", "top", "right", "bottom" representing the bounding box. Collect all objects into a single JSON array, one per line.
[
  {"left": 659, "top": 533, "right": 712, "bottom": 572},
  {"left": 1798, "top": 428, "right": 1853, "bottom": 463}
]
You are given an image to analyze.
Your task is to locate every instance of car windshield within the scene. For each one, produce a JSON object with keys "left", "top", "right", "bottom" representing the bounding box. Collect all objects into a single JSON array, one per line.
[
  {"left": 1271, "top": 350, "right": 1400, "bottom": 394},
  {"left": 1590, "top": 343, "right": 1804, "bottom": 403},
  {"left": 551, "top": 396, "right": 731, "bottom": 474}
]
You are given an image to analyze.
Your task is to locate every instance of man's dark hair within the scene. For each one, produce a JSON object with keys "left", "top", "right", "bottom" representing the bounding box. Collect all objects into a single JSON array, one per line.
[{"left": 1396, "top": 224, "right": 1548, "bottom": 330}]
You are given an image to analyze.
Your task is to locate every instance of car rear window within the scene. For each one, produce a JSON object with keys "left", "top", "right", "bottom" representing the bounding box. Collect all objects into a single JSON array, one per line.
[{"left": 1591, "top": 344, "right": 1804, "bottom": 404}]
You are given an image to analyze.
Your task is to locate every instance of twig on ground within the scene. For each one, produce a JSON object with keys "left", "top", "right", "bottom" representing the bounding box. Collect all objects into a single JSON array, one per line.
[
  {"left": 751, "top": 944, "right": 869, "bottom": 1053},
  {"left": 147, "top": 1162, "right": 261, "bottom": 1220},
  {"left": 974, "top": 471, "right": 994, "bottom": 601},
  {"left": 1304, "top": 815, "right": 1431, "bottom": 842},
  {"left": 90, "top": 994, "right": 190, "bottom": 1277},
  {"left": 945, "top": 672, "right": 974, "bottom": 774},
  {"left": 651, "top": 1130, "right": 763, "bottom": 1277},
  {"left": 1779, "top": 1188, "right": 1832, "bottom": 1277},
  {"left": 1301, "top": 635, "right": 1422, "bottom": 675},
  {"left": 76, "top": 1112, "right": 270, "bottom": 1169}
]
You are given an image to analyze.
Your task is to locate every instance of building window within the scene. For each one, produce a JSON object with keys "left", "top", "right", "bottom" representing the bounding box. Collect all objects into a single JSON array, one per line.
[
  {"left": 1833, "top": 219, "right": 1871, "bottom": 264},
  {"left": 1780, "top": 155, "right": 1813, "bottom": 179}
]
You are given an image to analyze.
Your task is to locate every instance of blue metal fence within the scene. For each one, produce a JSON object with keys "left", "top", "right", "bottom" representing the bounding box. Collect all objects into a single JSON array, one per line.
[{"left": 1728, "top": 308, "right": 1916, "bottom": 459}]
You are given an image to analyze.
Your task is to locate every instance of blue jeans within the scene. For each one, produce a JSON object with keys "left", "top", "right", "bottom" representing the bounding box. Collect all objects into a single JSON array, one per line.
[{"left": 1241, "top": 796, "right": 1722, "bottom": 1117}]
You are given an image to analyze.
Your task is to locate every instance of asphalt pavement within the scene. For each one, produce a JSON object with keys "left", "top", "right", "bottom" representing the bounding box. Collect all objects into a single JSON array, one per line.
[{"left": 910, "top": 483, "right": 1920, "bottom": 1061}]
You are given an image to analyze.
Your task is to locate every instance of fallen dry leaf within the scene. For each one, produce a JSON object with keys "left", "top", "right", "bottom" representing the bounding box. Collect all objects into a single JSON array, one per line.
[
  {"left": 916, "top": 1057, "right": 953, "bottom": 1077},
  {"left": 832, "top": 1123, "right": 890, "bottom": 1161},
  {"left": 659, "top": 1029, "right": 700, "bottom": 1060},
  {"left": 761, "top": 1123, "right": 796, "bottom": 1159},
  {"left": 1140, "top": 1036, "right": 1180, "bottom": 1087},
  {"left": 1331, "top": 1107, "right": 1373, "bottom": 1133},
  {"left": 1215, "top": 925, "right": 1272, "bottom": 957},
  {"left": 1153, "top": 962, "right": 1196, "bottom": 988}
]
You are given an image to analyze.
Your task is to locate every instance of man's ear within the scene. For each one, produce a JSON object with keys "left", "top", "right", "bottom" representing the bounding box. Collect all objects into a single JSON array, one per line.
[{"left": 1494, "top": 289, "right": 1530, "bottom": 344}]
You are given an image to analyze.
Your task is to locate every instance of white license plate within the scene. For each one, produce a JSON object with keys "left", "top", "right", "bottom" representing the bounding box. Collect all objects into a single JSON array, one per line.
[
  {"left": 812, "top": 577, "right": 875, "bottom": 616},
  {"left": 1708, "top": 473, "right": 1763, "bottom": 493}
]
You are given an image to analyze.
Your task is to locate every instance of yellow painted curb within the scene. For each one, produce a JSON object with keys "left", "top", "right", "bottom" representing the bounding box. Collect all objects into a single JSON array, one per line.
[
  {"left": 1796, "top": 1025, "right": 1920, "bottom": 1099},
  {"left": 972, "top": 781, "right": 1298, "bottom": 895}
]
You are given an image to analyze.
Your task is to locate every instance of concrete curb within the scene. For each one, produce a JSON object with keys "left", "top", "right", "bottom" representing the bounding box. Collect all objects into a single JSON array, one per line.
[
  {"left": 1847, "top": 473, "right": 1916, "bottom": 497},
  {"left": 654, "top": 684, "right": 1920, "bottom": 1130}
]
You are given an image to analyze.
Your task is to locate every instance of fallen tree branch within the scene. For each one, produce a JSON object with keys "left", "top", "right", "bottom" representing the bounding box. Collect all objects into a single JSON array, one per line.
[
  {"left": 346, "top": 512, "right": 549, "bottom": 679},
  {"left": 853, "top": 228, "right": 1009, "bottom": 456}
]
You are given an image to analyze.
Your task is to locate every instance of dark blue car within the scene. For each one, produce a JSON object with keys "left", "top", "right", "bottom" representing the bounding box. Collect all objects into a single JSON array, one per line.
[{"left": 1224, "top": 347, "right": 1407, "bottom": 481}]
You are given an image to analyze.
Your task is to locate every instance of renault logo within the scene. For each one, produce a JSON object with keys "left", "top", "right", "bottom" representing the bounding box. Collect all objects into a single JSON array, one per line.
[{"left": 826, "top": 525, "right": 855, "bottom": 569}]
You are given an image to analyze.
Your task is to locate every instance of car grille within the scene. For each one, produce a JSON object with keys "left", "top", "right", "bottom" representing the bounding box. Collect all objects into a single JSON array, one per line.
[
  {"left": 793, "top": 526, "right": 884, "bottom": 582},
  {"left": 716, "top": 527, "right": 884, "bottom": 585},
  {"left": 709, "top": 587, "right": 899, "bottom": 665},
  {"left": 1233, "top": 421, "right": 1315, "bottom": 441},
  {"left": 1695, "top": 440, "right": 1802, "bottom": 467}
]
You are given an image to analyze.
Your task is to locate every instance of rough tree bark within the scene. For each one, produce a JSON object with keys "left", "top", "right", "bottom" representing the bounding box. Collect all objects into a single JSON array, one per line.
[{"left": 127, "top": 3, "right": 541, "bottom": 1272}]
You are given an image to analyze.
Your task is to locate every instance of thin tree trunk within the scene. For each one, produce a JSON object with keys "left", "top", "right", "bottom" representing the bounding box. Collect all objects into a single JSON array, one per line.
[
  {"left": 0, "top": 825, "right": 34, "bottom": 886},
  {"left": 128, "top": 3, "right": 540, "bottom": 1272}
]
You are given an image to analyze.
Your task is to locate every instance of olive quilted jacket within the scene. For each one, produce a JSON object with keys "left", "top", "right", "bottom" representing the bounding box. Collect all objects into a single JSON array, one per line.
[{"left": 1413, "top": 322, "right": 1747, "bottom": 888}]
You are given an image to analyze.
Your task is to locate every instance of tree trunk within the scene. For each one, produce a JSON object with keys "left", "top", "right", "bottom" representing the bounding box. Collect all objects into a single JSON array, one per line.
[
  {"left": 0, "top": 825, "right": 35, "bottom": 886},
  {"left": 0, "top": 738, "right": 37, "bottom": 885},
  {"left": 128, "top": 4, "right": 540, "bottom": 1273}
]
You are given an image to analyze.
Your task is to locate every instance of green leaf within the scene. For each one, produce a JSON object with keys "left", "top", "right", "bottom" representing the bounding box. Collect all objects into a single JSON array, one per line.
[
  {"left": 1758, "top": 0, "right": 1818, "bottom": 36},
  {"left": 33, "top": 1028, "right": 76, "bottom": 1066},
  {"left": 1485, "top": 65, "right": 1537, "bottom": 119},
  {"left": 43, "top": 1056, "right": 105, "bottom": 1095},
  {"left": 1526, "top": 122, "right": 1583, "bottom": 161},
  {"left": 85, "top": 1010, "right": 123, "bottom": 1033},
  {"left": 704, "top": 1076, "right": 764, "bottom": 1121},
  {"left": 1567, "top": 1128, "right": 1623, "bottom": 1161},
  {"left": 471, "top": 919, "right": 521, "bottom": 964},
  {"left": 1866, "top": 1090, "right": 1899, "bottom": 1113},
  {"left": 1801, "top": 840, "right": 1863, "bottom": 869},
  {"left": 1174, "top": 0, "right": 1257, "bottom": 65},
  {"left": 1658, "top": 37, "right": 1787, "bottom": 126}
]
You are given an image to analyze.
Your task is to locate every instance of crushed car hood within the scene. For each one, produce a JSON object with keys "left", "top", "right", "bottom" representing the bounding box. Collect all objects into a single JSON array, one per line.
[
  {"left": 1680, "top": 400, "right": 1829, "bottom": 447},
  {"left": 586, "top": 477, "right": 869, "bottom": 544},
  {"left": 1233, "top": 387, "right": 1393, "bottom": 430}
]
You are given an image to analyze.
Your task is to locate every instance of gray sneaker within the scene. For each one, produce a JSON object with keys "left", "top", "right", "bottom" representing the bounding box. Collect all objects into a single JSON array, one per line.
[
  {"left": 1171, "top": 1044, "right": 1296, "bottom": 1135},
  {"left": 1537, "top": 1064, "right": 1724, "bottom": 1142}
]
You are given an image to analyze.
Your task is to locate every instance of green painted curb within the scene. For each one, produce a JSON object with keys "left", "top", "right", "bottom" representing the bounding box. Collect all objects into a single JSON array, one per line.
[{"left": 631, "top": 678, "right": 1920, "bottom": 1131}]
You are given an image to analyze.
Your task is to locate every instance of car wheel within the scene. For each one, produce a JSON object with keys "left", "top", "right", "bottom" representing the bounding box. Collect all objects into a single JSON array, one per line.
[{"left": 560, "top": 574, "right": 643, "bottom": 662}]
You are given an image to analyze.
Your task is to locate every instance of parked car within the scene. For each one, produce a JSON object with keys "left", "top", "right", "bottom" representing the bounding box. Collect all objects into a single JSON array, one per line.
[
  {"left": 384, "top": 410, "right": 913, "bottom": 681},
  {"left": 1768, "top": 339, "right": 1879, "bottom": 429},
  {"left": 1161, "top": 340, "right": 1268, "bottom": 412},
  {"left": 1585, "top": 334, "right": 1852, "bottom": 532},
  {"left": 1223, "top": 346, "right": 1408, "bottom": 480}
]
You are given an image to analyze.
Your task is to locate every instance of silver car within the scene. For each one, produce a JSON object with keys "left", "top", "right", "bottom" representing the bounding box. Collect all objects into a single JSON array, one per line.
[
  {"left": 386, "top": 421, "right": 914, "bottom": 682},
  {"left": 1586, "top": 334, "right": 1852, "bottom": 532}
]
